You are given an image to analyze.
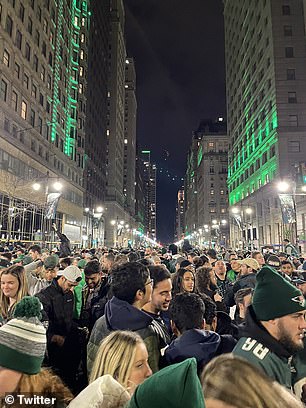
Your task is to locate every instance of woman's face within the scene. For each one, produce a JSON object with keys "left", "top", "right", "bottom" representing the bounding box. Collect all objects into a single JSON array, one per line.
[
  {"left": 0, "top": 274, "right": 19, "bottom": 299},
  {"left": 128, "top": 342, "right": 152, "bottom": 394},
  {"left": 182, "top": 271, "right": 195, "bottom": 292},
  {"left": 0, "top": 367, "right": 22, "bottom": 396}
]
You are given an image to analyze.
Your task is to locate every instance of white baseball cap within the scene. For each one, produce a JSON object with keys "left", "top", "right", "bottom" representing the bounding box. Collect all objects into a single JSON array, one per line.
[{"left": 58, "top": 265, "right": 82, "bottom": 283}]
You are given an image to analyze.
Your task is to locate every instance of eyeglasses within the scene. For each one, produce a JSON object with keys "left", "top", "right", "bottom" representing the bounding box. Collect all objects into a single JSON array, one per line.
[{"left": 145, "top": 279, "right": 154, "bottom": 286}]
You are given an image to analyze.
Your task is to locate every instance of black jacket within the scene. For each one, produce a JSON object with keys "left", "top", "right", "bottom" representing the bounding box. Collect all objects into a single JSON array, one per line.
[
  {"left": 36, "top": 279, "right": 76, "bottom": 342},
  {"left": 55, "top": 230, "right": 71, "bottom": 257},
  {"left": 224, "top": 273, "right": 257, "bottom": 307},
  {"left": 80, "top": 280, "right": 111, "bottom": 330}
]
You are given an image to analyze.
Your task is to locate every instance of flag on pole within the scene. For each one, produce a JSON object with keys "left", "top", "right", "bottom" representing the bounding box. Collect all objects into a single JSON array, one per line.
[{"left": 45, "top": 193, "right": 61, "bottom": 219}]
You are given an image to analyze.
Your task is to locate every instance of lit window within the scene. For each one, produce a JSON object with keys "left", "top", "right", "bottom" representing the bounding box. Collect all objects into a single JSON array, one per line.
[
  {"left": 3, "top": 49, "right": 10, "bottom": 66},
  {"left": 21, "top": 100, "right": 27, "bottom": 119}
]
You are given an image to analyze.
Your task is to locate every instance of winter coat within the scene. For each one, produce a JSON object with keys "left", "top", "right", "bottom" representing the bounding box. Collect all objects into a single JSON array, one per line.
[
  {"left": 36, "top": 279, "right": 76, "bottom": 342},
  {"left": 164, "top": 329, "right": 236, "bottom": 371},
  {"left": 68, "top": 375, "right": 130, "bottom": 408},
  {"left": 165, "top": 329, "right": 220, "bottom": 370},
  {"left": 233, "top": 305, "right": 295, "bottom": 389},
  {"left": 87, "top": 297, "right": 160, "bottom": 375},
  {"left": 224, "top": 273, "right": 257, "bottom": 307},
  {"left": 80, "top": 280, "right": 111, "bottom": 330}
]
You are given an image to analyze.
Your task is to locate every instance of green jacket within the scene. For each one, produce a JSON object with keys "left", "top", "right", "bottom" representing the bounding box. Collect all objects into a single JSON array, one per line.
[
  {"left": 233, "top": 306, "right": 294, "bottom": 390},
  {"left": 73, "top": 271, "right": 86, "bottom": 319},
  {"left": 293, "top": 338, "right": 306, "bottom": 400}
]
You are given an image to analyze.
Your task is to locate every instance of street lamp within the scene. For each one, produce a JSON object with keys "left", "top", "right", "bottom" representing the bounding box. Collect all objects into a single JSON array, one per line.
[
  {"left": 230, "top": 205, "right": 254, "bottom": 250},
  {"left": 31, "top": 173, "right": 64, "bottom": 244},
  {"left": 83, "top": 206, "right": 105, "bottom": 248}
]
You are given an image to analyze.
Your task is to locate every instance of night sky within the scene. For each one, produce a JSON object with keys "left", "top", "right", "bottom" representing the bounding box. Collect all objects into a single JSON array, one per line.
[{"left": 124, "top": 0, "right": 226, "bottom": 244}]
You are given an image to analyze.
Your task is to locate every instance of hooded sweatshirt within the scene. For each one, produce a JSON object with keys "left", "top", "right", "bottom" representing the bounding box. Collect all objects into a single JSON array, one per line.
[
  {"left": 87, "top": 297, "right": 160, "bottom": 375},
  {"left": 165, "top": 329, "right": 220, "bottom": 370},
  {"left": 68, "top": 375, "right": 130, "bottom": 408},
  {"left": 127, "top": 358, "right": 205, "bottom": 408},
  {"left": 233, "top": 305, "right": 294, "bottom": 389}
]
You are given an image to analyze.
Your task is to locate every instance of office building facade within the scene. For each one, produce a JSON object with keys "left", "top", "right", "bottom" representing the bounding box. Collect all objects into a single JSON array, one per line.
[
  {"left": 224, "top": 0, "right": 306, "bottom": 250},
  {"left": 0, "top": 0, "right": 89, "bottom": 243}
]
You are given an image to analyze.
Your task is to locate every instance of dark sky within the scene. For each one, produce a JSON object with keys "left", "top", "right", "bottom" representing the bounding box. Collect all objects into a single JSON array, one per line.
[{"left": 124, "top": 0, "right": 226, "bottom": 244}]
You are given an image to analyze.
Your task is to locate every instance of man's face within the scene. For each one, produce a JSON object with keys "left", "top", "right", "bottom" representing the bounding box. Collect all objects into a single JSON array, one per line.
[
  {"left": 44, "top": 268, "right": 58, "bottom": 282},
  {"left": 229, "top": 254, "right": 237, "bottom": 262},
  {"left": 254, "top": 253, "right": 265, "bottom": 266},
  {"left": 85, "top": 273, "right": 101, "bottom": 289},
  {"left": 238, "top": 293, "right": 253, "bottom": 319},
  {"left": 214, "top": 261, "right": 226, "bottom": 274},
  {"left": 281, "top": 263, "right": 294, "bottom": 276},
  {"left": 275, "top": 310, "right": 306, "bottom": 354},
  {"left": 29, "top": 250, "right": 39, "bottom": 260},
  {"left": 58, "top": 276, "right": 78, "bottom": 293},
  {"left": 151, "top": 278, "right": 172, "bottom": 313},
  {"left": 187, "top": 254, "right": 194, "bottom": 263},
  {"left": 230, "top": 260, "right": 241, "bottom": 273},
  {"left": 240, "top": 263, "right": 252, "bottom": 275}
]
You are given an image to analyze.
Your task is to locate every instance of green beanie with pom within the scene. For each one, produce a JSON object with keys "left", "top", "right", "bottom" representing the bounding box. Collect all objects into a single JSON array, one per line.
[{"left": 0, "top": 296, "right": 46, "bottom": 374}]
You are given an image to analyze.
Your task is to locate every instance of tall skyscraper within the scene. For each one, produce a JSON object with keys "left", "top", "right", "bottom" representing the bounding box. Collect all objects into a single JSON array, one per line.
[
  {"left": 0, "top": 0, "right": 89, "bottom": 242},
  {"left": 175, "top": 189, "right": 185, "bottom": 241},
  {"left": 141, "top": 150, "right": 157, "bottom": 240},
  {"left": 123, "top": 57, "right": 137, "bottom": 216},
  {"left": 105, "top": 0, "right": 126, "bottom": 206},
  {"left": 224, "top": 0, "right": 306, "bottom": 249},
  {"left": 85, "top": 0, "right": 109, "bottom": 209}
]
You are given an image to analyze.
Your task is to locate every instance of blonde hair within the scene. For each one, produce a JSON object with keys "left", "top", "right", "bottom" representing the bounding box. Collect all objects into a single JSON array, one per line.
[
  {"left": 90, "top": 330, "right": 143, "bottom": 389},
  {"left": 201, "top": 354, "right": 303, "bottom": 408},
  {"left": 0, "top": 265, "right": 28, "bottom": 319},
  {"left": 12, "top": 368, "right": 73, "bottom": 406}
]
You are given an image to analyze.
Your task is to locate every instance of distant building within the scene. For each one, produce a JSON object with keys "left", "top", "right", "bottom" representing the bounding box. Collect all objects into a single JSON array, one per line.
[
  {"left": 184, "top": 119, "right": 229, "bottom": 247},
  {"left": 175, "top": 189, "right": 185, "bottom": 241},
  {"left": 224, "top": 0, "right": 306, "bottom": 250},
  {"left": 104, "top": 0, "right": 136, "bottom": 247},
  {"left": 123, "top": 58, "right": 137, "bottom": 217},
  {"left": 141, "top": 150, "right": 157, "bottom": 240}
]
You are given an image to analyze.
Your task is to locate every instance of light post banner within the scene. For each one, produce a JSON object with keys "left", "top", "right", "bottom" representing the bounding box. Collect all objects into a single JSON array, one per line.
[
  {"left": 279, "top": 194, "right": 295, "bottom": 224},
  {"left": 45, "top": 193, "right": 61, "bottom": 219},
  {"left": 233, "top": 214, "right": 242, "bottom": 230}
]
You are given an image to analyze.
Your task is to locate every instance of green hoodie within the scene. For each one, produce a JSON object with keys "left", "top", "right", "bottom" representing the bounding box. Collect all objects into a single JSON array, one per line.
[{"left": 126, "top": 358, "right": 205, "bottom": 408}]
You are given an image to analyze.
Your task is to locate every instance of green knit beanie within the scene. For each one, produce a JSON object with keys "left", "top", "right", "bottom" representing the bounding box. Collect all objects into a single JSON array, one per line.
[
  {"left": 127, "top": 358, "right": 205, "bottom": 408},
  {"left": 0, "top": 296, "right": 46, "bottom": 374},
  {"left": 253, "top": 266, "right": 306, "bottom": 320}
]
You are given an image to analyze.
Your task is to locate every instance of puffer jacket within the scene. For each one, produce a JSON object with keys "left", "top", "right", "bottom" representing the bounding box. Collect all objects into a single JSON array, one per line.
[{"left": 87, "top": 296, "right": 160, "bottom": 375}]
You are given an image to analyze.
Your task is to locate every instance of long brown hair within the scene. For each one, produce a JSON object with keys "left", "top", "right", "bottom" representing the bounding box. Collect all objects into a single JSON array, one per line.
[
  {"left": 11, "top": 368, "right": 73, "bottom": 407},
  {"left": 0, "top": 265, "right": 28, "bottom": 319}
]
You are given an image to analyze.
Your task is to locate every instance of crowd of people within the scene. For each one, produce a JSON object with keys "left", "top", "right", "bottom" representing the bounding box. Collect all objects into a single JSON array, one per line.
[{"left": 0, "top": 237, "right": 306, "bottom": 407}]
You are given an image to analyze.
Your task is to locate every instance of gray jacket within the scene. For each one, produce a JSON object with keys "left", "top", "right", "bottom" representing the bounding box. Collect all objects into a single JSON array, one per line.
[{"left": 24, "top": 261, "right": 51, "bottom": 296}]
